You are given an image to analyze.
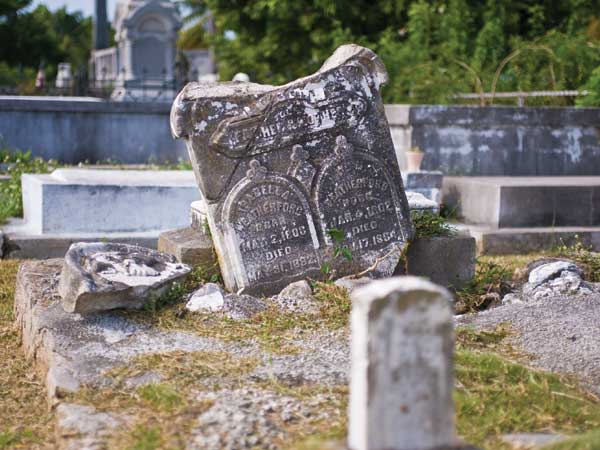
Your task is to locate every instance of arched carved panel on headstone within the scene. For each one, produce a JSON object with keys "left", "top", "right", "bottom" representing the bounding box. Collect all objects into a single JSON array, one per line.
[
  {"left": 222, "top": 160, "right": 321, "bottom": 293},
  {"left": 314, "top": 135, "right": 408, "bottom": 257}
]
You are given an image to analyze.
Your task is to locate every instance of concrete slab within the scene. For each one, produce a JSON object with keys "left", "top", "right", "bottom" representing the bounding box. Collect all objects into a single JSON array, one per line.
[
  {"left": 21, "top": 169, "right": 200, "bottom": 234},
  {"left": 443, "top": 176, "right": 600, "bottom": 228},
  {"left": 157, "top": 227, "right": 216, "bottom": 267},
  {"left": 396, "top": 234, "right": 476, "bottom": 289},
  {"left": 454, "top": 223, "right": 600, "bottom": 255},
  {"left": 2, "top": 221, "right": 159, "bottom": 259}
]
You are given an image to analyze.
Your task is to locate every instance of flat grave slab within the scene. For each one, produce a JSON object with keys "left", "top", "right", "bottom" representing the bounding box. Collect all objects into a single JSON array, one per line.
[
  {"left": 21, "top": 168, "right": 200, "bottom": 234},
  {"left": 443, "top": 176, "right": 600, "bottom": 228}
]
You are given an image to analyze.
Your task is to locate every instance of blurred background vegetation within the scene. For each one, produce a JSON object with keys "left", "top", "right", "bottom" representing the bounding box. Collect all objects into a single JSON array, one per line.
[{"left": 1, "top": 0, "right": 600, "bottom": 105}]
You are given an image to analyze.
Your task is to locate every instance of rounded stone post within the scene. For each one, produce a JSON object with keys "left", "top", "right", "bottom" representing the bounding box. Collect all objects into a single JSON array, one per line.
[{"left": 349, "top": 276, "right": 455, "bottom": 450}]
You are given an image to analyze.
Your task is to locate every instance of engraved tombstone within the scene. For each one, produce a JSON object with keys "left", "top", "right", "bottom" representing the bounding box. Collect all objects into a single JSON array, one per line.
[{"left": 171, "top": 44, "right": 413, "bottom": 295}]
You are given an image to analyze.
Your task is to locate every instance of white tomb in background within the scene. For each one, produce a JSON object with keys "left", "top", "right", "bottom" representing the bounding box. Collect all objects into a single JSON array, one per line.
[{"left": 91, "top": 0, "right": 182, "bottom": 101}]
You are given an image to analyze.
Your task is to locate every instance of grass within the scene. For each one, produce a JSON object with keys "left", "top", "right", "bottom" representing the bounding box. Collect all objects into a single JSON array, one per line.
[
  {"left": 3, "top": 256, "right": 600, "bottom": 449},
  {"left": 123, "top": 270, "right": 351, "bottom": 355},
  {"left": 0, "top": 260, "right": 55, "bottom": 450},
  {"left": 411, "top": 210, "right": 457, "bottom": 238},
  {"left": 543, "top": 429, "right": 600, "bottom": 449},
  {"left": 0, "top": 150, "right": 57, "bottom": 224}
]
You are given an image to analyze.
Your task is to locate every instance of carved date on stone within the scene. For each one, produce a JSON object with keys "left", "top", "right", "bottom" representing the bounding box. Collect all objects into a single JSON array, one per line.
[{"left": 171, "top": 44, "right": 413, "bottom": 295}]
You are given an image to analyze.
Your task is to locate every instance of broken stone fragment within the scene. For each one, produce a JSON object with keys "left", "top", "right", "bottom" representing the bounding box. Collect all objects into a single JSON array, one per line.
[
  {"left": 406, "top": 191, "right": 440, "bottom": 214},
  {"left": 185, "top": 284, "right": 267, "bottom": 320},
  {"left": 59, "top": 242, "right": 191, "bottom": 314},
  {"left": 273, "top": 280, "right": 320, "bottom": 314},
  {"left": 185, "top": 283, "right": 225, "bottom": 312},
  {"left": 527, "top": 260, "right": 583, "bottom": 287}
]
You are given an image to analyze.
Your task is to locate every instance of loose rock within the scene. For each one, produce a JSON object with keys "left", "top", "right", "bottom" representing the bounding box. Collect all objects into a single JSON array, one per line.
[
  {"left": 528, "top": 260, "right": 582, "bottom": 287},
  {"left": 186, "top": 283, "right": 226, "bottom": 312},
  {"left": 59, "top": 242, "right": 191, "bottom": 314},
  {"left": 56, "top": 403, "right": 127, "bottom": 450},
  {"left": 272, "top": 280, "right": 319, "bottom": 314}
]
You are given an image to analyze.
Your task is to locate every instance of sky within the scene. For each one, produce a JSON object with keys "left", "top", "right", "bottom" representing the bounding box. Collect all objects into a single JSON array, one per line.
[{"left": 33, "top": 0, "right": 118, "bottom": 19}]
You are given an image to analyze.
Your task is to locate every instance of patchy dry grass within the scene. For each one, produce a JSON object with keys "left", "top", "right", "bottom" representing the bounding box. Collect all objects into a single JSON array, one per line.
[
  {"left": 122, "top": 277, "right": 351, "bottom": 355},
  {"left": 3, "top": 257, "right": 600, "bottom": 450},
  {"left": 0, "top": 260, "right": 55, "bottom": 450}
]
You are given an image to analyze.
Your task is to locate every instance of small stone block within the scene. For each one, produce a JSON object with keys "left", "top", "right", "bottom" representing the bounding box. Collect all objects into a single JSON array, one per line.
[
  {"left": 349, "top": 276, "right": 455, "bottom": 450},
  {"left": 158, "top": 227, "right": 216, "bottom": 267},
  {"left": 400, "top": 234, "right": 476, "bottom": 289},
  {"left": 404, "top": 170, "right": 444, "bottom": 189}
]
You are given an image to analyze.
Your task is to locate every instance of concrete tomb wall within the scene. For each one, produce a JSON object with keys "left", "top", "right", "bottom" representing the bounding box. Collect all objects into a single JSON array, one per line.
[
  {"left": 2, "top": 97, "right": 599, "bottom": 171},
  {"left": 388, "top": 104, "right": 600, "bottom": 176}
]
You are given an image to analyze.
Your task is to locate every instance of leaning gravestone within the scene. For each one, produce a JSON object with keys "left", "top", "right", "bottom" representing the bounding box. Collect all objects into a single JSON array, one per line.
[{"left": 171, "top": 44, "right": 413, "bottom": 295}]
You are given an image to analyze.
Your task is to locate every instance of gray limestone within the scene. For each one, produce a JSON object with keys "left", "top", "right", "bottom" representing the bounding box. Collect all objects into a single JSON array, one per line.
[
  {"left": 59, "top": 242, "right": 190, "bottom": 314},
  {"left": 527, "top": 260, "right": 582, "bottom": 286},
  {"left": 20, "top": 169, "right": 199, "bottom": 235},
  {"left": 184, "top": 285, "right": 268, "bottom": 320},
  {"left": 185, "top": 283, "right": 225, "bottom": 312},
  {"left": 406, "top": 191, "right": 440, "bottom": 214},
  {"left": 171, "top": 44, "right": 413, "bottom": 296},
  {"left": 403, "top": 170, "right": 443, "bottom": 203},
  {"left": 14, "top": 259, "right": 236, "bottom": 401},
  {"left": 500, "top": 432, "right": 567, "bottom": 449},
  {"left": 273, "top": 280, "right": 319, "bottom": 314},
  {"left": 348, "top": 276, "right": 455, "bottom": 450},
  {"left": 401, "top": 234, "right": 476, "bottom": 289},
  {"left": 157, "top": 226, "right": 215, "bottom": 267},
  {"left": 56, "top": 403, "right": 127, "bottom": 450}
]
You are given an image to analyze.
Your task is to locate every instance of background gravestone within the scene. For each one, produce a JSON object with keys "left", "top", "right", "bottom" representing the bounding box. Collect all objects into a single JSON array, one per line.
[{"left": 171, "top": 44, "right": 413, "bottom": 295}]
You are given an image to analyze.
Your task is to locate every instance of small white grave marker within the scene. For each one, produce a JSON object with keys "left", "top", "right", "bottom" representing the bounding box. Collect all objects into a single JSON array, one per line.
[{"left": 349, "top": 276, "right": 455, "bottom": 450}]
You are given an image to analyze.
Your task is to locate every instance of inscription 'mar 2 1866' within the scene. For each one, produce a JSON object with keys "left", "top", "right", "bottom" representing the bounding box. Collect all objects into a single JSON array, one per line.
[{"left": 223, "top": 161, "right": 321, "bottom": 289}]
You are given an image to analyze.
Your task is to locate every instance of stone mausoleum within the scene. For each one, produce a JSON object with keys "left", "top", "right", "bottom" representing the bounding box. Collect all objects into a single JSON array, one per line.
[{"left": 90, "top": 0, "right": 213, "bottom": 101}]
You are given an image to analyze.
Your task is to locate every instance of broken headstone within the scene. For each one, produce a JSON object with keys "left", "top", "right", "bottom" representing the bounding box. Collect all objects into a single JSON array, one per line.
[
  {"left": 59, "top": 242, "right": 191, "bottom": 314},
  {"left": 171, "top": 44, "right": 413, "bottom": 295}
]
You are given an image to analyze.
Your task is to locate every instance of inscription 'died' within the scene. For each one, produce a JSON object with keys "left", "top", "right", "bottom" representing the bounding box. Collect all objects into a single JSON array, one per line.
[{"left": 223, "top": 161, "right": 321, "bottom": 287}]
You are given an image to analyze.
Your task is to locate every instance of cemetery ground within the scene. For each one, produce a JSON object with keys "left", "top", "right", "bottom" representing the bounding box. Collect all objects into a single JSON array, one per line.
[{"left": 3, "top": 250, "right": 600, "bottom": 449}]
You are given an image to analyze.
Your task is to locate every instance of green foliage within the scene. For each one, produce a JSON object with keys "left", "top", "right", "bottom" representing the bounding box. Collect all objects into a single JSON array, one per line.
[
  {"left": 192, "top": 0, "right": 600, "bottom": 105},
  {"left": 0, "top": 3, "right": 92, "bottom": 84},
  {"left": 0, "top": 149, "right": 56, "bottom": 223},
  {"left": 411, "top": 210, "right": 456, "bottom": 238},
  {"left": 127, "top": 425, "right": 162, "bottom": 450},
  {"left": 455, "top": 260, "right": 512, "bottom": 313},
  {"left": 544, "top": 429, "right": 600, "bottom": 449},
  {"left": 136, "top": 384, "right": 183, "bottom": 412},
  {"left": 321, "top": 228, "right": 353, "bottom": 276},
  {"left": 455, "top": 348, "right": 600, "bottom": 448},
  {"left": 577, "top": 65, "right": 600, "bottom": 106},
  {"left": 553, "top": 238, "right": 600, "bottom": 282}
]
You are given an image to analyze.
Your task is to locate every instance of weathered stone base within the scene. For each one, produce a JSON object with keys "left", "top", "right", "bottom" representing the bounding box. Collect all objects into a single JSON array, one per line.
[
  {"left": 460, "top": 224, "right": 600, "bottom": 255},
  {"left": 396, "top": 234, "right": 476, "bottom": 289},
  {"left": 1, "top": 227, "right": 158, "bottom": 259},
  {"left": 14, "top": 259, "right": 351, "bottom": 449},
  {"left": 14, "top": 260, "right": 220, "bottom": 403},
  {"left": 157, "top": 226, "right": 216, "bottom": 267}
]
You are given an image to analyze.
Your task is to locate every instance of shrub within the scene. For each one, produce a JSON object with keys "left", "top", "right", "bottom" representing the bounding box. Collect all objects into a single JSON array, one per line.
[{"left": 0, "top": 149, "right": 56, "bottom": 223}]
